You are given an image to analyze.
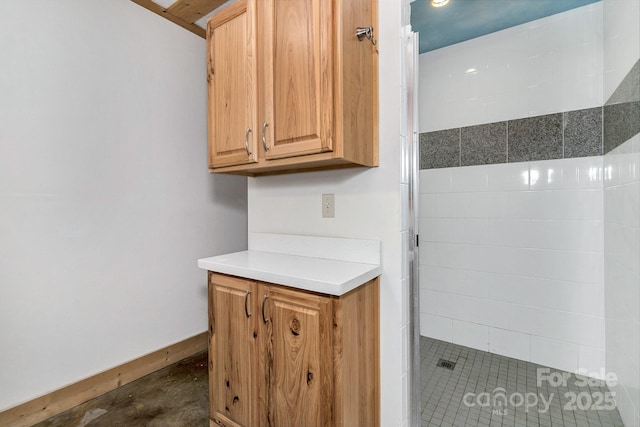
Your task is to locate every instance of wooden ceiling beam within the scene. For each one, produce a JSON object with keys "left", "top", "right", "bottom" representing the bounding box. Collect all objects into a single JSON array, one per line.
[
  {"left": 167, "top": 0, "right": 227, "bottom": 24},
  {"left": 131, "top": 0, "right": 208, "bottom": 38}
]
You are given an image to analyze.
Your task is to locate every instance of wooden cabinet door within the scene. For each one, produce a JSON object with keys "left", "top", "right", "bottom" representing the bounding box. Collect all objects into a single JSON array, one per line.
[
  {"left": 207, "top": 0, "right": 258, "bottom": 168},
  {"left": 262, "top": 285, "right": 333, "bottom": 427},
  {"left": 209, "top": 274, "right": 259, "bottom": 427},
  {"left": 260, "top": 0, "right": 334, "bottom": 160}
]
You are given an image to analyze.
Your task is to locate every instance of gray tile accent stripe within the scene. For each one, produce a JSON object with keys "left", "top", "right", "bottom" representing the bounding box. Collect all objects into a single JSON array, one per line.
[
  {"left": 508, "top": 113, "right": 562, "bottom": 162},
  {"left": 420, "top": 60, "right": 640, "bottom": 168},
  {"left": 420, "top": 107, "right": 603, "bottom": 169},
  {"left": 420, "top": 60, "right": 639, "bottom": 168},
  {"left": 460, "top": 122, "right": 507, "bottom": 166},
  {"left": 604, "top": 59, "right": 639, "bottom": 154},
  {"left": 420, "top": 128, "right": 460, "bottom": 169},
  {"left": 564, "top": 107, "right": 603, "bottom": 158},
  {"left": 604, "top": 101, "right": 640, "bottom": 153}
]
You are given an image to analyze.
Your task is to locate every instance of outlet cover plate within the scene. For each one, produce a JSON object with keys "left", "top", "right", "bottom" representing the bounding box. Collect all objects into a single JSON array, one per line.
[{"left": 322, "top": 194, "right": 335, "bottom": 218}]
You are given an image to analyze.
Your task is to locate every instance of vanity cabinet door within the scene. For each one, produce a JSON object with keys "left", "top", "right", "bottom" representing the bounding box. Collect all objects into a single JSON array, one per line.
[
  {"left": 207, "top": 0, "right": 259, "bottom": 168},
  {"left": 208, "top": 273, "right": 259, "bottom": 427},
  {"left": 261, "top": 284, "right": 334, "bottom": 427},
  {"left": 259, "top": 0, "right": 333, "bottom": 160}
]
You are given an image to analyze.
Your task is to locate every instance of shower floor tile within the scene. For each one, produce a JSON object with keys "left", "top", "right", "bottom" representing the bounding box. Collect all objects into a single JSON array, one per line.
[{"left": 420, "top": 337, "right": 625, "bottom": 427}]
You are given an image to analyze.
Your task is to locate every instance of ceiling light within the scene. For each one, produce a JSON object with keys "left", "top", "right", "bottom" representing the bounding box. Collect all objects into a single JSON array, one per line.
[
  {"left": 431, "top": 0, "right": 450, "bottom": 7},
  {"left": 465, "top": 68, "right": 477, "bottom": 74}
]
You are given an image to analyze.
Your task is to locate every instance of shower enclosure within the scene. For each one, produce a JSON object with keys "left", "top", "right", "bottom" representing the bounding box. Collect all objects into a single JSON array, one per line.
[{"left": 414, "top": 0, "right": 640, "bottom": 425}]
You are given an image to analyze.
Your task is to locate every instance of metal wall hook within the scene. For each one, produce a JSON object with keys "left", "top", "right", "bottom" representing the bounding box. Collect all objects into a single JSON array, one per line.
[{"left": 356, "top": 26, "right": 376, "bottom": 46}]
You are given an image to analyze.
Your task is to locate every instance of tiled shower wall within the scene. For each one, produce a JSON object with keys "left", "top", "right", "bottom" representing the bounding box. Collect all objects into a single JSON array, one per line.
[
  {"left": 418, "top": 3, "right": 607, "bottom": 378},
  {"left": 419, "top": 157, "right": 604, "bottom": 375},
  {"left": 418, "top": 2, "right": 603, "bottom": 133},
  {"left": 603, "top": 0, "right": 640, "bottom": 424}
]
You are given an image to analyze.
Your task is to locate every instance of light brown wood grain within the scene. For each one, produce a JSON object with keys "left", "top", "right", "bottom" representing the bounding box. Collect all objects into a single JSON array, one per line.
[
  {"left": 207, "top": 0, "right": 258, "bottom": 168},
  {"left": 259, "top": 0, "right": 331, "bottom": 161},
  {"left": 263, "top": 284, "right": 333, "bottom": 427},
  {"left": 336, "top": 0, "right": 379, "bottom": 167},
  {"left": 210, "top": 152, "right": 357, "bottom": 176},
  {"left": 0, "top": 332, "right": 208, "bottom": 427},
  {"left": 332, "top": 278, "right": 380, "bottom": 427},
  {"left": 130, "top": 0, "right": 207, "bottom": 37},
  {"left": 167, "top": 0, "right": 227, "bottom": 24},
  {"left": 209, "top": 273, "right": 258, "bottom": 427},
  {"left": 208, "top": 0, "right": 377, "bottom": 175}
]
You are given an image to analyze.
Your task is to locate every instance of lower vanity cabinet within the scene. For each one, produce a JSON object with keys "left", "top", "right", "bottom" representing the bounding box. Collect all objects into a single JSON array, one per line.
[
  {"left": 208, "top": 274, "right": 259, "bottom": 427},
  {"left": 207, "top": 272, "right": 379, "bottom": 427}
]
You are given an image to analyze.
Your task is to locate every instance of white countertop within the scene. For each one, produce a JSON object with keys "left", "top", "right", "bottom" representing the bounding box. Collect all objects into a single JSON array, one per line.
[{"left": 197, "top": 250, "right": 381, "bottom": 296}]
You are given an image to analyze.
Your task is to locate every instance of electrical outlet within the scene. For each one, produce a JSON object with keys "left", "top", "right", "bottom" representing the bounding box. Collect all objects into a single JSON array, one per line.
[{"left": 322, "top": 194, "right": 335, "bottom": 218}]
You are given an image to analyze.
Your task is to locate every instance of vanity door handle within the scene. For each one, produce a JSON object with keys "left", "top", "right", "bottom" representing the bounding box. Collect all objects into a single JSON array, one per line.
[
  {"left": 261, "top": 294, "right": 269, "bottom": 324},
  {"left": 245, "top": 127, "right": 253, "bottom": 156},
  {"left": 261, "top": 122, "right": 270, "bottom": 152},
  {"left": 244, "top": 290, "right": 252, "bottom": 318}
]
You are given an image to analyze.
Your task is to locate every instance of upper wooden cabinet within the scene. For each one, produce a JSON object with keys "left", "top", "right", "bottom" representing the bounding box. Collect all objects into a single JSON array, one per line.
[
  {"left": 206, "top": 0, "right": 378, "bottom": 176},
  {"left": 207, "top": 1, "right": 258, "bottom": 168}
]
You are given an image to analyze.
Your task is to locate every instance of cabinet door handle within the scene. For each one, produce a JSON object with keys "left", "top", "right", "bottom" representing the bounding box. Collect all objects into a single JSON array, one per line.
[
  {"left": 244, "top": 290, "right": 252, "bottom": 318},
  {"left": 261, "top": 294, "right": 269, "bottom": 324},
  {"left": 261, "top": 121, "right": 270, "bottom": 152},
  {"left": 245, "top": 127, "right": 253, "bottom": 156}
]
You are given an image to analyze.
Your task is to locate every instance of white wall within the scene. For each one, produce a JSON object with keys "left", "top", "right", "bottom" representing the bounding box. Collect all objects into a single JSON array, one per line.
[
  {"left": 419, "top": 158, "right": 605, "bottom": 375},
  {"left": 603, "top": 1, "right": 640, "bottom": 425},
  {"left": 419, "top": 2, "right": 603, "bottom": 133},
  {"left": 247, "top": 0, "right": 406, "bottom": 424},
  {"left": 0, "top": 0, "right": 247, "bottom": 411}
]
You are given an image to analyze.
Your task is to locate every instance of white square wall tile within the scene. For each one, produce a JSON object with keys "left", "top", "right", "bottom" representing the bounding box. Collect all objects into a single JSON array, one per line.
[
  {"left": 420, "top": 314, "right": 453, "bottom": 342},
  {"left": 420, "top": 217, "right": 453, "bottom": 242},
  {"left": 529, "top": 158, "right": 566, "bottom": 190},
  {"left": 560, "top": 157, "right": 604, "bottom": 190},
  {"left": 453, "top": 320, "right": 489, "bottom": 351},
  {"left": 531, "top": 336, "right": 578, "bottom": 372},
  {"left": 468, "top": 192, "right": 509, "bottom": 219},
  {"left": 419, "top": 289, "right": 438, "bottom": 315},
  {"left": 491, "top": 219, "right": 603, "bottom": 252},
  {"left": 488, "top": 327, "right": 531, "bottom": 361},
  {"left": 420, "top": 168, "right": 452, "bottom": 193},
  {"left": 578, "top": 346, "right": 606, "bottom": 379},
  {"left": 452, "top": 218, "right": 488, "bottom": 245},
  {"left": 487, "top": 162, "right": 530, "bottom": 191},
  {"left": 451, "top": 165, "right": 489, "bottom": 193},
  {"left": 436, "top": 193, "right": 470, "bottom": 218},
  {"left": 419, "top": 242, "right": 437, "bottom": 266},
  {"left": 468, "top": 298, "right": 511, "bottom": 329},
  {"left": 435, "top": 292, "right": 470, "bottom": 321},
  {"left": 508, "top": 305, "right": 604, "bottom": 347},
  {"left": 419, "top": 193, "right": 438, "bottom": 218},
  {"left": 507, "top": 190, "right": 603, "bottom": 221}
]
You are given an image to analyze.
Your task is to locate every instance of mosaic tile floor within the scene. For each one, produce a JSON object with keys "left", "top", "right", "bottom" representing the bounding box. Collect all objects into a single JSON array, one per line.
[{"left": 421, "top": 337, "right": 625, "bottom": 427}]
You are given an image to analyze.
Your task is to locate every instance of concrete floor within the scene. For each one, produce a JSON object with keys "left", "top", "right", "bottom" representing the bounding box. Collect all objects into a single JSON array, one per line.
[
  {"left": 36, "top": 338, "right": 626, "bottom": 427},
  {"left": 35, "top": 352, "right": 209, "bottom": 427}
]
